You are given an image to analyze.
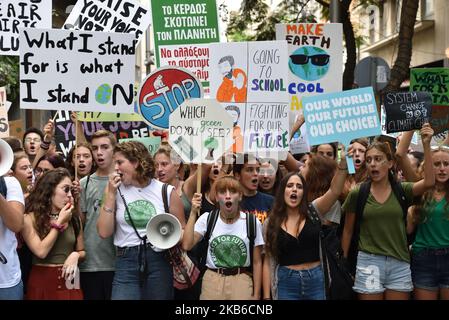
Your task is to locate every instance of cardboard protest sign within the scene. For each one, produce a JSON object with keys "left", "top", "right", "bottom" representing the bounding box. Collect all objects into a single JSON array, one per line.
[
  {"left": 169, "top": 98, "right": 233, "bottom": 164},
  {"left": 64, "top": 0, "right": 151, "bottom": 43},
  {"left": 410, "top": 68, "right": 449, "bottom": 106},
  {"left": 276, "top": 23, "right": 342, "bottom": 154},
  {"left": 431, "top": 105, "right": 449, "bottom": 135},
  {"left": 137, "top": 66, "right": 203, "bottom": 130},
  {"left": 77, "top": 112, "right": 144, "bottom": 122},
  {"left": 0, "top": 0, "right": 51, "bottom": 55},
  {"left": 384, "top": 92, "right": 432, "bottom": 133},
  {"left": 150, "top": 0, "right": 219, "bottom": 94},
  {"left": 53, "top": 110, "right": 151, "bottom": 157},
  {"left": 119, "top": 137, "right": 161, "bottom": 155},
  {"left": 0, "top": 87, "right": 6, "bottom": 109},
  {"left": 20, "top": 28, "right": 135, "bottom": 113},
  {"left": 302, "top": 87, "right": 381, "bottom": 173},
  {"left": 209, "top": 41, "right": 290, "bottom": 160},
  {"left": 0, "top": 107, "right": 9, "bottom": 138}
]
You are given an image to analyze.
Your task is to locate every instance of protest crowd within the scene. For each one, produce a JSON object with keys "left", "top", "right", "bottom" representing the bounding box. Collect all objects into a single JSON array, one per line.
[{"left": 1, "top": 0, "right": 449, "bottom": 302}]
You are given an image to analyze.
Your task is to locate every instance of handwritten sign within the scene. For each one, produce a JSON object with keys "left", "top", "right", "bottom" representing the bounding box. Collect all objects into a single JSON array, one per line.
[
  {"left": 119, "top": 137, "right": 161, "bottom": 155},
  {"left": 0, "top": 0, "right": 51, "bottom": 55},
  {"left": 0, "top": 87, "right": 9, "bottom": 138},
  {"left": 77, "top": 112, "right": 144, "bottom": 122},
  {"left": 54, "top": 110, "right": 151, "bottom": 157},
  {"left": 64, "top": 0, "right": 151, "bottom": 43},
  {"left": 209, "top": 41, "right": 290, "bottom": 160},
  {"left": 169, "top": 98, "right": 233, "bottom": 164},
  {"left": 410, "top": 68, "right": 449, "bottom": 106},
  {"left": 384, "top": 91, "right": 432, "bottom": 133},
  {"left": 150, "top": 0, "right": 219, "bottom": 95},
  {"left": 20, "top": 28, "right": 135, "bottom": 113},
  {"left": 430, "top": 105, "right": 449, "bottom": 135},
  {"left": 137, "top": 66, "right": 203, "bottom": 129},
  {"left": 302, "top": 87, "right": 381, "bottom": 173}
]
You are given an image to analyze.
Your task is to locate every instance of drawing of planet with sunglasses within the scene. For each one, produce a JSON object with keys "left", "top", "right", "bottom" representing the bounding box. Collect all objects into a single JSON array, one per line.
[{"left": 289, "top": 46, "right": 330, "bottom": 81}]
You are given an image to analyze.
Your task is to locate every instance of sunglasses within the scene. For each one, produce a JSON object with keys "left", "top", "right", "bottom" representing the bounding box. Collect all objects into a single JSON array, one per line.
[
  {"left": 0, "top": 251, "right": 7, "bottom": 264},
  {"left": 290, "top": 54, "right": 330, "bottom": 66}
]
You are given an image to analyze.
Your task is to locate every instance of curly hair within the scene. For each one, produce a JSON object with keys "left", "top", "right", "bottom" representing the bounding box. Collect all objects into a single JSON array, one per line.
[
  {"left": 25, "top": 168, "right": 80, "bottom": 240},
  {"left": 114, "top": 141, "right": 155, "bottom": 184},
  {"left": 265, "top": 172, "right": 309, "bottom": 260}
]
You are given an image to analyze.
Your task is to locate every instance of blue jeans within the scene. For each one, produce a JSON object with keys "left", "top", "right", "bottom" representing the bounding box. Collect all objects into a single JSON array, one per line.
[
  {"left": 412, "top": 247, "right": 449, "bottom": 291},
  {"left": 0, "top": 280, "right": 23, "bottom": 300},
  {"left": 111, "top": 245, "right": 173, "bottom": 300},
  {"left": 277, "top": 265, "right": 325, "bottom": 300}
]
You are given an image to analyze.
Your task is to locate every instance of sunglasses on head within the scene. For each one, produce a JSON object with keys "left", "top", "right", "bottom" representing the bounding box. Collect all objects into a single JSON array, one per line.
[
  {"left": 290, "top": 54, "right": 330, "bottom": 66},
  {"left": 431, "top": 145, "right": 449, "bottom": 152}
]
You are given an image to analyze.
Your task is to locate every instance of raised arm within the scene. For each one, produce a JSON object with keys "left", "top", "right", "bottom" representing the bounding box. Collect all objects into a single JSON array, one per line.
[
  {"left": 182, "top": 193, "right": 203, "bottom": 251},
  {"left": 97, "top": 172, "right": 119, "bottom": 239},
  {"left": 32, "top": 119, "right": 54, "bottom": 169},
  {"left": 411, "top": 123, "right": 435, "bottom": 196},
  {"left": 314, "top": 145, "right": 350, "bottom": 215},
  {"left": 290, "top": 114, "right": 305, "bottom": 141},
  {"left": 395, "top": 130, "right": 420, "bottom": 182}
]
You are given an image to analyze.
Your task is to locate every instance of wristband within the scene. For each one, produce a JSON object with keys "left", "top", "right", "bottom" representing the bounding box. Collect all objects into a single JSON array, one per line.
[{"left": 50, "top": 222, "right": 64, "bottom": 233}]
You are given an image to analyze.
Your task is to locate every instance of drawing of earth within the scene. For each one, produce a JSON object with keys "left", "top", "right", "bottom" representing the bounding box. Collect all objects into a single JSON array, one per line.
[{"left": 289, "top": 46, "right": 330, "bottom": 81}]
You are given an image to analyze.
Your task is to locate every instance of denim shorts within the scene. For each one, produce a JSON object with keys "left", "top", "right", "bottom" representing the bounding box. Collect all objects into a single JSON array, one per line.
[
  {"left": 411, "top": 247, "right": 449, "bottom": 291},
  {"left": 277, "top": 264, "right": 325, "bottom": 300},
  {"left": 353, "top": 251, "right": 413, "bottom": 294}
]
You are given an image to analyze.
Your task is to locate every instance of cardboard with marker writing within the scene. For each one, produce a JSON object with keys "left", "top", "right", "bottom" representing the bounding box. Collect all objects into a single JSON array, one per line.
[
  {"left": 19, "top": 28, "right": 136, "bottom": 113},
  {"left": 0, "top": 0, "right": 52, "bottom": 56},
  {"left": 64, "top": 0, "right": 151, "bottom": 44},
  {"left": 209, "top": 40, "right": 290, "bottom": 160},
  {"left": 383, "top": 91, "right": 432, "bottom": 134},
  {"left": 410, "top": 68, "right": 449, "bottom": 106},
  {"left": 168, "top": 98, "right": 233, "bottom": 164}
]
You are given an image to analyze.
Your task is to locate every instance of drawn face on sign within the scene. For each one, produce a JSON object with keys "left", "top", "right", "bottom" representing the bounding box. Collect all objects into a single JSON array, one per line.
[
  {"left": 137, "top": 68, "right": 203, "bottom": 129},
  {"left": 289, "top": 46, "right": 330, "bottom": 81}
]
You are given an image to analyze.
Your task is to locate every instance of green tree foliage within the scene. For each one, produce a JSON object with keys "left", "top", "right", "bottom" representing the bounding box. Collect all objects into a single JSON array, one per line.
[{"left": 0, "top": 56, "right": 20, "bottom": 103}]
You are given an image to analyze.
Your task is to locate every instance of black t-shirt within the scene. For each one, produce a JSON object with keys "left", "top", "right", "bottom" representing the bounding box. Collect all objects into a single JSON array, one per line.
[{"left": 241, "top": 191, "right": 274, "bottom": 224}]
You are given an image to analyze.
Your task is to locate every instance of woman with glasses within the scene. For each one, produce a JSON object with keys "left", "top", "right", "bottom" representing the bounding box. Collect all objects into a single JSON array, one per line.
[
  {"left": 341, "top": 124, "right": 435, "bottom": 300},
  {"left": 34, "top": 154, "right": 66, "bottom": 180},
  {"left": 21, "top": 168, "right": 84, "bottom": 299},
  {"left": 97, "top": 141, "right": 185, "bottom": 300}
]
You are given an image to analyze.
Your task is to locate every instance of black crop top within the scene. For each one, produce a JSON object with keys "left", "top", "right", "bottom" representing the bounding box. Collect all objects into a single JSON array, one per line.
[{"left": 277, "top": 218, "right": 320, "bottom": 266}]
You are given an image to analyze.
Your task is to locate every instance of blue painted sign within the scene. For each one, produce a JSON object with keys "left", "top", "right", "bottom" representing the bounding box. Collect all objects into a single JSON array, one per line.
[{"left": 302, "top": 87, "right": 381, "bottom": 173}]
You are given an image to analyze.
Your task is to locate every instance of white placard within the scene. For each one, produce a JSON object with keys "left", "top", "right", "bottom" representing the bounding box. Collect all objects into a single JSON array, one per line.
[
  {"left": 64, "top": 0, "right": 151, "bottom": 43},
  {"left": 20, "top": 28, "right": 136, "bottom": 113},
  {"left": 209, "top": 40, "right": 290, "bottom": 160},
  {"left": 0, "top": 0, "right": 52, "bottom": 55}
]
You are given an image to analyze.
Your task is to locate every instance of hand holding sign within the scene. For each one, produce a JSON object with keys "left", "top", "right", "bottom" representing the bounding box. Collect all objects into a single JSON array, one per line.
[{"left": 302, "top": 87, "right": 381, "bottom": 174}]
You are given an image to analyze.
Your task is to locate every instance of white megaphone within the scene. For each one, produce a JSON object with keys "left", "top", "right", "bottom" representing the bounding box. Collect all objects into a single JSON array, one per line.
[
  {"left": 0, "top": 139, "right": 13, "bottom": 177},
  {"left": 146, "top": 213, "right": 182, "bottom": 250}
]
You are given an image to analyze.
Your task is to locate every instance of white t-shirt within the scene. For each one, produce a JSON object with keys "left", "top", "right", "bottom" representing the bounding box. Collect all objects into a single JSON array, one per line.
[
  {"left": 312, "top": 199, "right": 342, "bottom": 224},
  {"left": 0, "top": 177, "right": 25, "bottom": 288},
  {"left": 114, "top": 179, "right": 174, "bottom": 250},
  {"left": 194, "top": 211, "right": 264, "bottom": 269}
]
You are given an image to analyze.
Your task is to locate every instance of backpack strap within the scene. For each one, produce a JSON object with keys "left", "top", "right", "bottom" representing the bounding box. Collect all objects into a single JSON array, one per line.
[
  {"left": 390, "top": 181, "right": 408, "bottom": 222},
  {"left": 162, "top": 183, "right": 169, "bottom": 213},
  {"left": 0, "top": 176, "right": 7, "bottom": 199},
  {"left": 246, "top": 212, "right": 257, "bottom": 271},
  {"left": 199, "top": 209, "right": 219, "bottom": 273}
]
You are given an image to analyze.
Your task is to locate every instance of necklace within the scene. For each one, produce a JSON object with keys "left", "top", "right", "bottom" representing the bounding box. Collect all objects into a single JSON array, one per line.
[{"left": 48, "top": 212, "right": 59, "bottom": 220}]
